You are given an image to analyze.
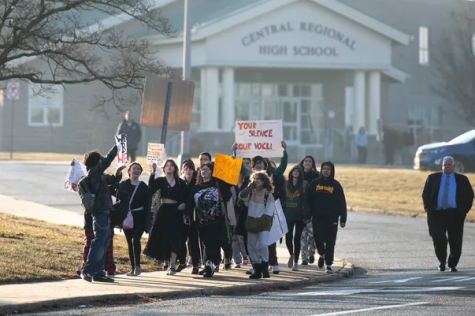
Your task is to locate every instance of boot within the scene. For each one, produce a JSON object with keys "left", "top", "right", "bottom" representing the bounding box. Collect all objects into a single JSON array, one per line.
[
  {"left": 249, "top": 263, "right": 262, "bottom": 279},
  {"left": 262, "top": 262, "right": 270, "bottom": 278}
]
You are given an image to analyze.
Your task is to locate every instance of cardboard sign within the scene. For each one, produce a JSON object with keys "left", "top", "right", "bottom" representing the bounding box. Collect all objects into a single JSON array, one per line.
[
  {"left": 115, "top": 134, "right": 128, "bottom": 166},
  {"left": 63, "top": 159, "right": 87, "bottom": 192},
  {"left": 235, "top": 120, "right": 283, "bottom": 158},
  {"left": 140, "top": 76, "right": 195, "bottom": 131},
  {"left": 268, "top": 199, "right": 288, "bottom": 245},
  {"left": 147, "top": 143, "right": 166, "bottom": 165},
  {"left": 212, "top": 153, "right": 243, "bottom": 186}
]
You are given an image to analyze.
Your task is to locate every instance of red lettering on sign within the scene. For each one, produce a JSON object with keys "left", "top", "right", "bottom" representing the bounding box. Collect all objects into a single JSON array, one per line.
[
  {"left": 253, "top": 143, "right": 273, "bottom": 150},
  {"left": 118, "top": 153, "right": 127, "bottom": 164},
  {"left": 238, "top": 143, "right": 252, "bottom": 150},
  {"left": 237, "top": 122, "right": 257, "bottom": 130},
  {"left": 248, "top": 129, "right": 274, "bottom": 137}
]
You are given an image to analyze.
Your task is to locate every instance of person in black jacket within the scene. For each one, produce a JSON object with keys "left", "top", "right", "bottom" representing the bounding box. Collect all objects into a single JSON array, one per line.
[
  {"left": 308, "top": 161, "right": 347, "bottom": 273},
  {"left": 422, "top": 156, "right": 474, "bottom": 272},
  {"left": 81, "top": 144, "right": 123, "bottom": 282},
  {"left": 116, "top": 111, "right": 142, "bottom": 163}
]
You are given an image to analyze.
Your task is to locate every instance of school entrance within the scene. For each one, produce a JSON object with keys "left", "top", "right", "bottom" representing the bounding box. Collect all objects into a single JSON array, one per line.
[{"left": 234, "top": 83, "right": 325, "bottom": 156}]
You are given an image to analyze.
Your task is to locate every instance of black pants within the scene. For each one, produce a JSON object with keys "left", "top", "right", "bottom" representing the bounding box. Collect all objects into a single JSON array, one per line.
[
  {"left": 198, "top": 223, "right": 221, "bottom": 265},
  {"left": 179, "top": 224, "right": 200, "bottom": 267},
  {"left": 124, "top": 229, "right": 144, "bottom": 269},
  {"left": 268, "top": 243, "right": 278, "bottom": 266},
  {"left": 128, "top": 149, "right": 137, "bottom": 163},
  {"left": 427, "top": 210, "right": 466, "bottom": 268},
  {"left": 357, "top": 146, "right": 367, "bottom": 164},
  {"left": 313, "top": 220, "right": 338, "bottom": 266},
  {"left": 286, "top": 220, "right": 305, "bottom": 263}
]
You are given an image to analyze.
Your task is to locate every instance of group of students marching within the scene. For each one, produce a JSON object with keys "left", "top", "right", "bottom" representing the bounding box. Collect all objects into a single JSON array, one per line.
[{"left": 77, "top": 140, "right": 347, "bottom": 282}]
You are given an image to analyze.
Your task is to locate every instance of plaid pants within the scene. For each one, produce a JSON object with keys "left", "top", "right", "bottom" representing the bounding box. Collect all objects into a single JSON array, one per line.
[
  {"left": 81, "top": 227, "right": 116, "bottom": 275},
  {"left": 300, "top": 222, "right": 316, "bottom": 262}
]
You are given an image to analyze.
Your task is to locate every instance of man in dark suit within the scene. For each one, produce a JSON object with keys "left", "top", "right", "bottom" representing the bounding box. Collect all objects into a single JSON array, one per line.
[{"left": 422, "top": 156, "right": 474, "bottom": 272}]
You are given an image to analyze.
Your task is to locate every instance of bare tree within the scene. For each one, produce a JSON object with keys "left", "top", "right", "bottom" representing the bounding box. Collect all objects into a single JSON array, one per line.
[
  {"left": 431, "top": 4, "right": 475, "bottom": 127},
  {"left": 0, "top": 0, "right": 179, "bottom": 110}
]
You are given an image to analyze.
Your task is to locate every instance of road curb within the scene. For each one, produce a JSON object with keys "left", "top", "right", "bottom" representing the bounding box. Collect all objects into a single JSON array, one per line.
[
  {"left": 349, "top": 207, "right": 475, "bottom": 223},
  {"left": 0, "top": 263, "right": 354, "bottom": 315}
]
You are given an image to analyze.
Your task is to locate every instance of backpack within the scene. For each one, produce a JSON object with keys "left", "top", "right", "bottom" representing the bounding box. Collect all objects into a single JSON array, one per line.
[
  {"left": 111, "top": 187, "right": 130, "bottom": 228},
  {"left": 78, "top": 176, "right": 100, "bottom": 213}
]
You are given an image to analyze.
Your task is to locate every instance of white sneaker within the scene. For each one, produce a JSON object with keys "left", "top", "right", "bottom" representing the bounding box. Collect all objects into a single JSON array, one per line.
[
  {"left": 272, "top": 265, "right": 280, "bottom": 274},
  {"left": 234, "top": 263, "right": 241, "bottom": 268},
  {"left": 292, "top": 263, "right": 299, "bottom": 271},
  {"left": 126, "top": 269, "right": 135, "bottom": 276},
  {"left": 326, "top": 265, "right": 333, "bottom": 273}
]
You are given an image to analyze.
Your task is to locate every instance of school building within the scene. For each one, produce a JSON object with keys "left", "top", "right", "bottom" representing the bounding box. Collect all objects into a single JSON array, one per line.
[{"left": 0, "top": 0, "right": 468, "bottom": 163}]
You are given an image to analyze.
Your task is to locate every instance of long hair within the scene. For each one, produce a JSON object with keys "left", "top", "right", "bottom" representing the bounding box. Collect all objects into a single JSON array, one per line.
[
  {"left": 250, "top": 171, "right": 273, "bottom": 192},
  {"left": 162, "top": 159, "right": 179, "bottom": 179},
  {"left": 299, "top": 155, "right": 317, "bottom": 171},
  {"left": 286, "top": 166, "right": 304, "bottom": 193}
]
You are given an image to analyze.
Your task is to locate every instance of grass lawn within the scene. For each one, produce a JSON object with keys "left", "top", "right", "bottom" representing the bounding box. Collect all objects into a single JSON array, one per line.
[{"left": 0, "top": 213, "right": 161, "bottom": 284}]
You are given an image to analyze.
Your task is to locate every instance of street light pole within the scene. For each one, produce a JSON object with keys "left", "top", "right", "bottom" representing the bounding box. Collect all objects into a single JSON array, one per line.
[{"left": 178, "top": 0, "right": 191, "bottom": 168}]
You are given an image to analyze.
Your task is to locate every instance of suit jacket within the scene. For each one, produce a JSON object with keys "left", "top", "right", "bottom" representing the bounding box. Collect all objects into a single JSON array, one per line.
[{"left": 422, "top": 172, "right": 474, "bottom": 214}]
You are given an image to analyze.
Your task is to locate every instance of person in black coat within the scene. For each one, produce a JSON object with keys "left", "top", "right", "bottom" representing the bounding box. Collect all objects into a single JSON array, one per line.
[
  {"left": 422, "top": 156, "right": 474, "bottom": 272},
  {"left": 116, "top": 111, "right": 142, "bottom": 163}
]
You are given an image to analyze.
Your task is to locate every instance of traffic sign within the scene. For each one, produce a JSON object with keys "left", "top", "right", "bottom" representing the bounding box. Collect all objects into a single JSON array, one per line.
[{"left": 6, "top": 81, "right": 20, "bottom": 100}]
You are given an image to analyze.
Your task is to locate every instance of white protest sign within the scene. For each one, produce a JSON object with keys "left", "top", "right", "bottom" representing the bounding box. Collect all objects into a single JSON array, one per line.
[
  {"left": 147, "top": 143, "right": 166, "bottom": 165},
  {"left": 235, "top": 120, "right": 283, "bottom": 158},
  {"left": 63, "top": 159, "right": 87, "bottom": 192},
  {"left": 115, "top": 134, "right": 128, "bottom": 166},
  {"left": 268, "top": 199, "right": 288, "bottom": 246}
]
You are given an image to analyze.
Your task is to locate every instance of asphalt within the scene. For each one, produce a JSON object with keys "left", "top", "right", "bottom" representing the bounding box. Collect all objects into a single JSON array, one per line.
[{"left": 0, "top": 193, "right": 353, "bottom": 316}]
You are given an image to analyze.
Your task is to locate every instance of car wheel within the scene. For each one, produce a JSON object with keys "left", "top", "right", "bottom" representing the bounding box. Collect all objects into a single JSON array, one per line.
[{"left": 454, "top": 159, "right": 465, "bottom": 173}]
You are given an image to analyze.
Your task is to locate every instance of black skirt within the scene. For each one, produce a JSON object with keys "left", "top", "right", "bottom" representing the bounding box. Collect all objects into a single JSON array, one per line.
[{"left": 143, "top": 203, "right": 183, "bottom": 261}]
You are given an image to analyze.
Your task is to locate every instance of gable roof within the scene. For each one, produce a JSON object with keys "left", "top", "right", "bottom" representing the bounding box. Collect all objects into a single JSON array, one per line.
[{"left": 146, "top": 0, "right": 411, "bottom": 45}]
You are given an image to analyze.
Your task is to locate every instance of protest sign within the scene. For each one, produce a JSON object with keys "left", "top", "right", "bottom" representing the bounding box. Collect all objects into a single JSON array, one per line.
[
  {"left": 268, "top": 199, "right": 288, "bottom": 245},
  {"left": 212, "top": 153, "right": 243, "bottom": 186},
  {"left": 235, "top": 120, "right": 283, "bottom": 158},
  {"left": 147, "top": 143, "right": 166, "bottom": 165},
  {"left": 63, "top": 159, "right": 87, "bottom": 192},
  {"left": 115, "top": 134, "right": 128, "bottom": 166}
]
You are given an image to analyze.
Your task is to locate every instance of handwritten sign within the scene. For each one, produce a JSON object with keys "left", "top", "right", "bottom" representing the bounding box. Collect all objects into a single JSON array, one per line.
[
  {"left": 235, "top": 120, "right": 283, "bottom": 158},
  {"left": 63, "top": 159, "right": 87, "bottom": 192},
  {"left": 147, "top": 143, "right": 166, "bottom": 165},
  {"left": 212, "top": 153, "right": 243, "bottom": 186},
  {"left": 115, "top": 134, "right": 128, "bottom": 166},
  {"left": 268, "top": 199, "right": 288, "bottom": 245}
]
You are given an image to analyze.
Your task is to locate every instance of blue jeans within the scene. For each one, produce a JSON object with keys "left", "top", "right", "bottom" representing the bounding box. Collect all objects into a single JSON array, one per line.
[{"left": 83, "top": 212, "right": 111, "bottom": 276}]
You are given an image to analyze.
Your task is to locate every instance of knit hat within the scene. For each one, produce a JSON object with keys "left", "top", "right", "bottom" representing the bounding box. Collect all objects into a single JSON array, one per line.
[{"left": 251, "top": 156, "right": 267, "bottom": 169}]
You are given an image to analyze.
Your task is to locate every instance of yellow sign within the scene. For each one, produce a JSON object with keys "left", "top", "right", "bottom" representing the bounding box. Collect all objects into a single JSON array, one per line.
[{"left": 212, "top": 153, "right": 243, "bottom": 186}]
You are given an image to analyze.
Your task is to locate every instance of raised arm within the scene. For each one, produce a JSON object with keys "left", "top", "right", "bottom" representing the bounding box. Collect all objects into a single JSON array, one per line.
[{"left": 273, "top": 141, "right": 288, "bottom": 177}]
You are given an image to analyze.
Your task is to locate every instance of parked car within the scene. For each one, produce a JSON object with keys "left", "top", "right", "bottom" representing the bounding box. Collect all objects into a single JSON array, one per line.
[{"left": 414, "top": 130, "right": 475, "bottom": 173}]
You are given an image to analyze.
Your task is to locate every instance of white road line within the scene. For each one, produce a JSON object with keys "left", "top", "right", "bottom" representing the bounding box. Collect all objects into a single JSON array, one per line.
[
  {"left": 432, "top": 276, "right": 468, "bottom": 283},
  {"left": 370, "top": 277, "right": 422, "bottom": 284},
  {"left": 308, "top": 302, "right": 430, "bottom": 316},
  {"left": 454, "top": 277, "right": 475, "bottom": 282},
  {"left": 293, "top": 287, "right": 463, "bottom": 296}
]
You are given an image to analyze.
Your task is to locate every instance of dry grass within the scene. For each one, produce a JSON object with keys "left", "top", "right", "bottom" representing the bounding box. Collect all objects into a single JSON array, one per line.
[{"left": 0, "top": 213, "right": 161, "bottom": 284}]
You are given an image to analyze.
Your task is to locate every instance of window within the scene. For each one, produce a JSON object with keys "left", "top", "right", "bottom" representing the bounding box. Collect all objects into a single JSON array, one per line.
[
  {"left": 419, "top": 27, "right": 429, "bottom": 65},
  {"left": 28, "top": 84, "right": 64, "bottom": 126},
  {"left": 472, "top": 33, "right": 475, "bottom": 55}
]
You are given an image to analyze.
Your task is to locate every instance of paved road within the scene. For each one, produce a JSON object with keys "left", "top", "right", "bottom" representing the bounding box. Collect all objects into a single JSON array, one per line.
[{"left": 27, "top": 210, "right": 475, "bottom": 316}]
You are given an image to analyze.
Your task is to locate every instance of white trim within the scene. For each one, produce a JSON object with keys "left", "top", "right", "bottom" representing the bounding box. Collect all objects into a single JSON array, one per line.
[
  {"left": 13, "top": 0, "right": 176, "bottom": 66},
  {"left": 383, "top": 67, "right": 409, "bottom": 83},
  {"left": 167, "top": 0, "right": 411, "bottom": 45}
]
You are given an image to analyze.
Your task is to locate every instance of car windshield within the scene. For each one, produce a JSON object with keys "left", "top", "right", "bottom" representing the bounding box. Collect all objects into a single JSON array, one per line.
[{"left": 448, "top": 130, "right": 475, "bottom": 144}]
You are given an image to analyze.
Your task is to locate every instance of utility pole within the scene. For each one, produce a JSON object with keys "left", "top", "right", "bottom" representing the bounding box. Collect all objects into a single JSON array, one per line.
[{"left": 178, "top": 0, "right": 191, "bottom": 168}]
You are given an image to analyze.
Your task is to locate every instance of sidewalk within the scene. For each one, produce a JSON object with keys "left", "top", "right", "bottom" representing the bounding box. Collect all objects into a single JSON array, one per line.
[{"left": 0, "top": 195, "right": 354, "bottom": 315}]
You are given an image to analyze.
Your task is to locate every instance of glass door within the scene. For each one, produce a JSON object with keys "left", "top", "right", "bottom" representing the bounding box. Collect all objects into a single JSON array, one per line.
[{"left": 281, "top": 98, "right": 300, "bottom": 145}]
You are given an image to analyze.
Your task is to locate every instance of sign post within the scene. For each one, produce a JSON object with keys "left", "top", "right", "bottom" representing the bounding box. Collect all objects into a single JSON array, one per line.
[{"left": 6, "top": 81, "right": 20, "bottom": 160}]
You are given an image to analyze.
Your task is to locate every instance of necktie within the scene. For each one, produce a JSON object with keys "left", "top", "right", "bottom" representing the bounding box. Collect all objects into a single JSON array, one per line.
[{"left": 441, "top": 175, "right": 450, "bottom": 209}]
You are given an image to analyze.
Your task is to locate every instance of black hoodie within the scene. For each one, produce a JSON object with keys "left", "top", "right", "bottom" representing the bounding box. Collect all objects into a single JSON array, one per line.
[{"left": 308, "top": 161, "right": 347, "bottom": 224}]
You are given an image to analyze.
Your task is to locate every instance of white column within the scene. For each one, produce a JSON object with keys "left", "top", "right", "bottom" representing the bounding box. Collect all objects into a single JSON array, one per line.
[
  {"left": 199, "top": 67, "right": 207, "bottom": 130},
  {"left": 204, "top": 67, "right": 219, "bottom": 131},
  {"left": 353, "top": 71, "right": 366, "bottom": 132},
  {"left": 222, "top": 68, "right": 235, "bottom": 132},
  {"left": 344, "top": 87, "right": 354, "bottom": 129},
  {"left": 368, "top": 71, "right": 381, "bottom": 136}
]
